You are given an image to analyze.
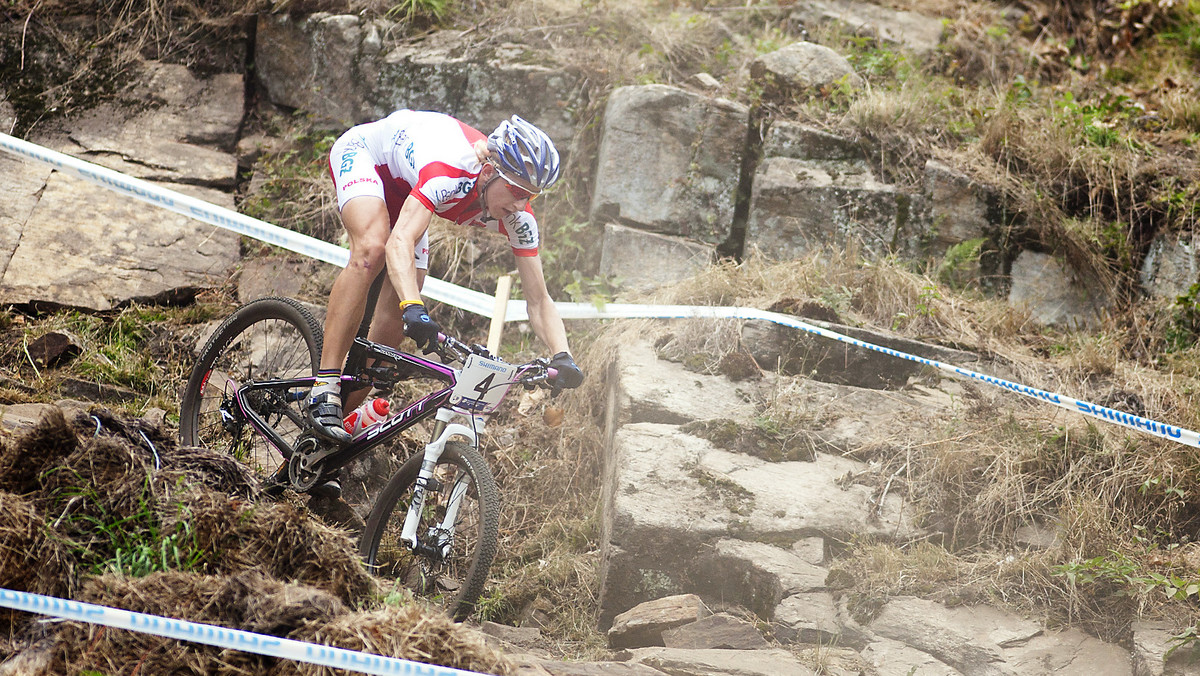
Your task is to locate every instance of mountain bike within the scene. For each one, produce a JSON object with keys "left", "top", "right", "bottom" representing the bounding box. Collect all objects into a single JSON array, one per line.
[{"left": 178, "top": 274, "right": 558, "bottom": 619}]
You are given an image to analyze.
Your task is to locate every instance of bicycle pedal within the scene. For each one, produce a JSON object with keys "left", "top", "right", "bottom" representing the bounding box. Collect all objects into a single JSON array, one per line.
[{"left": 309, "top": 478, "right": 342, "bottom": 499}]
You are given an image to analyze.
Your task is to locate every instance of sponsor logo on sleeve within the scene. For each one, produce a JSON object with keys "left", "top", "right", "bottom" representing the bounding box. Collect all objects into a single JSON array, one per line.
[
  {"left": 343, "top": 177, "right": 381, "bottom": 190},
  {"left": 433, "top": 179, "right": 474, "bottom": 205},
  {"left": 337, "top": 148, "right": 358, "bottom": 176},
  {"left": 337, "top": 138, "right": 368, "bottom": 176},
  {"left": 509, "top": 216, "right": 538, "bottom": 247}
]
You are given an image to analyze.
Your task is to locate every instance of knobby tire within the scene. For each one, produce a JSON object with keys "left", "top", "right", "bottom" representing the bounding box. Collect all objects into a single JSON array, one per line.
[
  {"left": 359, "top": 441, "right": 500, "bottom": 621},
  {"left": 179, "top": 296, "right": 322, "bottom": 477}
]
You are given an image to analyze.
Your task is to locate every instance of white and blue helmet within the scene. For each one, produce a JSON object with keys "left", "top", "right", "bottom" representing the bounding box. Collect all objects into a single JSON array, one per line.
[{"left": 487, "top": 115, "right": 561, "bottom": 191}]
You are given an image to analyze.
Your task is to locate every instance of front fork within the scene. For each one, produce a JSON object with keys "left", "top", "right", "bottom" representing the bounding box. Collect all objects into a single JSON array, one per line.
[{"left": 399, "top": 408, "right": 484, "bottom": 556}]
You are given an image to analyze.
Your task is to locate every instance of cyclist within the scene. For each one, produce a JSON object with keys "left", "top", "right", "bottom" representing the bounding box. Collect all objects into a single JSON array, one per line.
[{"left": 308, "top": 110, "right": 585, "bottom": 444}]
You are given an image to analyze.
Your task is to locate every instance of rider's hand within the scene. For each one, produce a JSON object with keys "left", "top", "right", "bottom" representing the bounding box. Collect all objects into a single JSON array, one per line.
[
  {"left": 401, "top": 302, "right": 441, "bottom": 354},
  {"left": 548, "top": 351, "right": 584, "bottom": 392}
]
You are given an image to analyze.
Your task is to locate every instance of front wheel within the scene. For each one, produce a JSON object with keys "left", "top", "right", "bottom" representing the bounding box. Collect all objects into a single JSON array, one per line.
[
  {"left": 359, "top": 441, "right": 500, "bottom": 621},
  {"left": 179, "top": 297, "right": 322, "bottom": 478}
]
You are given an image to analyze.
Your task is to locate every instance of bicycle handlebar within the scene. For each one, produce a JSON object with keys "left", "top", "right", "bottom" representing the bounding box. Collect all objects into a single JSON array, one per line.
[{"left": 433, "top": 333, "right": 559, "bottom": 390}]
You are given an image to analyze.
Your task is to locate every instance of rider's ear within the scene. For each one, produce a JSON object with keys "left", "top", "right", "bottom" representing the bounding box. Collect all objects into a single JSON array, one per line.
[{"left": 473, "top": 140, "right": 491, "bottom": 165}]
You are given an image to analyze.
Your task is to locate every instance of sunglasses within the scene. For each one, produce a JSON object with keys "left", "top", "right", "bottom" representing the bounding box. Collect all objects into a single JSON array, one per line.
[{"left": 493, "top": 167, "right": 540, "bottom": 202}]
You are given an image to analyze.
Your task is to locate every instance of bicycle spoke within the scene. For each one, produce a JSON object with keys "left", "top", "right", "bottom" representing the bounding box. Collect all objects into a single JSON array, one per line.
[
  {"left": 180, "top": 299, "right": 322, "bottom": 480},
  {"left": 362, "top": 442, "right": 499, "bottom": 620}
]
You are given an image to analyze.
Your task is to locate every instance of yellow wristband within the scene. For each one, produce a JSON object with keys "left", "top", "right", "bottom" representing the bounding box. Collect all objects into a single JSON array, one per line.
[{"left": 399, "top": 299, "right": 424, "bottom": 312}]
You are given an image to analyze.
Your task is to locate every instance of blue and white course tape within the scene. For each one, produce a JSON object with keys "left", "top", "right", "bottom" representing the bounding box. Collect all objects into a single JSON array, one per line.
[
  {"left": 0, "top": 589, "right": 491, "bottom": 676},
  {"left": 1, "top": 132, "right": 1197, "bottom": 448}
]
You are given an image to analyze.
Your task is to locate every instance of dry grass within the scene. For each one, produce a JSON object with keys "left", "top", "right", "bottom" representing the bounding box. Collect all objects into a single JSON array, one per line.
[
  {"left": 629, "top": 246, "right": 1200, "bottom": 639},
  {"left": 0, "top": 405, "right": 516, "bottom": 673},
  {"left": 3, "top": 0, "right": 1199, "bottom": 658},
  {"left": 470, "top": 323, "right": 621, "bottom": 658},
  {"left": 47, "top": 569, "right": 515, "bottom": 675}
]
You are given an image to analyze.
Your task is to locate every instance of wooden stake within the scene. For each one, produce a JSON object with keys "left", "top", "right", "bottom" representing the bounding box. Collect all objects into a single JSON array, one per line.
[{"left": 486, "top": 274, "right": 513, "bottom": 355}]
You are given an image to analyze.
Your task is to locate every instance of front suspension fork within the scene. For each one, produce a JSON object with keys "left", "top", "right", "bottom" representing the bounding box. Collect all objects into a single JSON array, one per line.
[{"left": 399, "top": 408, "right": 482, "bottom": 552}]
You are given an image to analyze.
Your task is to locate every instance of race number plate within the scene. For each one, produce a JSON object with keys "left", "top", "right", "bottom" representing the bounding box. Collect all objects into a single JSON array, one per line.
[{"left": 449, "top": 354, "right": 519, "bottom": 414}]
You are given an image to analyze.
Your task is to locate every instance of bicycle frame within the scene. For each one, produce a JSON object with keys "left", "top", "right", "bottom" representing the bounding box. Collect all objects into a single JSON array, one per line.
[
  {"left": 184, "top": 267, "right": 558, "bottom": 617},
  {"left": 232, "top": 337, "right": 462, "bottom": 480}
]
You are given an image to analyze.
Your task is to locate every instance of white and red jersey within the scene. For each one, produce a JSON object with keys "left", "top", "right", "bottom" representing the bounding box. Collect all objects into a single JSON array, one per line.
[{"left": 328, "top": 110, "right": 539, "bottom": 265}]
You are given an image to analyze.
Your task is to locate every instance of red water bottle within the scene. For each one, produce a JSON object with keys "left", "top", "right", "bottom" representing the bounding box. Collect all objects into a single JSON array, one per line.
[{"left": 343, "top": 398, "right": 390, "bottom": 436}]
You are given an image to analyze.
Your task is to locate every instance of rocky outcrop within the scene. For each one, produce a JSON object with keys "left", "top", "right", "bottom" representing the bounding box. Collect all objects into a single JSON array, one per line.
[
  {"left": 593, "top": 331, "right": 1139, "bottom": 675},
  {"left": 0, "top": 60, "right": 242, "bottom": 311},
  {"left": 591, "top": 84, "right": 748, "bottom": 247},
  {"left": 598, "top": 339, "right": 921, "bottom": 626},
  {"left": 1131, "top": 620, "right": 1200, "bottom": 675},
  {"left": 255, "top": 17, "right": 584, "bottom": 143},
  {"left": 598, "top": 224, "right": 713, "bottom": 292},
  {"left": 46, "top": 62, "right": 243, "bottom": 186},
  {"left": 248, "top": 12, "right": 1171, "bottom": 328},
  {"left": 789, "top": 0, "right": 947, "bottom": 57},
  {"left": 749, "top": 41, "right": 863, "bottom": 99},
  {"left": 0, "top": 155, "right": 52, "bottom": 280},
  {"left": 0, "top": 161, "right": 239, "bottom": 311},
  {"left": 741, "top": 315, "right": 981, "bottom": 389},
  {"left": 1008, "top": 251, "right": 1110, "bottom": 330},
  {"left": 255, "top": 13, "right": 389, "bottom": 128},
  {"left": 1140, "top": 230, "right": 1199, "bottom": 300},
  {"left": 744, "top": 154, "right": 903, "bottom": 258}
]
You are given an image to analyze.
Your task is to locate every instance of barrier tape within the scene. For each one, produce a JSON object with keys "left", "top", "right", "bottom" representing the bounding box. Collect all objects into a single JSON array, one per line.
[
  {"left": 0, "top": 589, "right": 490, "bottom": 675},
  {"left": 0, "top": 133, "right": 497, "bottom": 318},
  {"left": 1, "top": 131, "right": 1197, "bottom": 451}
]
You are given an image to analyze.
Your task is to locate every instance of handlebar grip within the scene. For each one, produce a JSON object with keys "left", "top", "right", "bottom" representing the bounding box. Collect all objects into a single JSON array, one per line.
[{"left": 546, "top": 367, "right": 559, "bottom": 380}]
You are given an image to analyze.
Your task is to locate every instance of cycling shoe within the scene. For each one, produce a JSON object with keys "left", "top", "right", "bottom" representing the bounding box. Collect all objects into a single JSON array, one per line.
[
  {"left": 309, "top": 478, "right": 342, "bottom": 499},
  {"left": 306, "top": 391, "right": 351, "bottom": 444}
]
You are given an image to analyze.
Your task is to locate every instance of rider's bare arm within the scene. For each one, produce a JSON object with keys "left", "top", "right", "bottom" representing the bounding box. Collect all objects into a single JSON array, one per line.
[
  {"left": 386, "top": 194, "right": 434, "bottom": 302},
  {"left": 515, "top": 254, "right": 571, "bottom": 356}
]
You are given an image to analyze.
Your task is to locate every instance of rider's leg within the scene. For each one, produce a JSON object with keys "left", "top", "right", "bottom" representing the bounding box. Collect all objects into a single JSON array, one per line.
[
  {"left": 342, "top": 255, "right": 428, "bottom": 414},
  {"left": 308, "top": 196, "right": 392, "bottom": 444}
]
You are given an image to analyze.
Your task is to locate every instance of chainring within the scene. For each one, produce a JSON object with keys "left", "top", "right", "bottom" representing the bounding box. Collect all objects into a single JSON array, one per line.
[{"left": 287, "top": 436, "right": 324, "bottom": 491}]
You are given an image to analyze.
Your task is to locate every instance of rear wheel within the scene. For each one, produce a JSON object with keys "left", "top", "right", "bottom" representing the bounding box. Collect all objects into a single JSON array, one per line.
[
  {"left": 179, "top": 297, "right": 322, "bottom": 478},
  {"left": 359, "top": 441, "right": 500, "bottom": 621}
]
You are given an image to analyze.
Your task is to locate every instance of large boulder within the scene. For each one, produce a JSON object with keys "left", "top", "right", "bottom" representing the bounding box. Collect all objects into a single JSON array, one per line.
[
  {"left": 921, "top": 159, "right": 1004, "bottom": 289},
  {"left": 749, "top": 41, "right": 863, "bottom": 100},
  {"left": 590, "top": 85, "right": 749, "bottom": 246},
  {"left": 376, "top": 31, "right": 583, "bottom": 145},
  {"left": 789, "top": 1, "right": 946, "bottom": 57},
  {"left": 255, "top": 18, "right": 583, "bottom": 142},
  {"left": 762, "top": 120, "right": 862, "bottom": 162},
  {"left": 1, "top": 60, "right": 244, "bottom": 310},
  {"left": 744, "top": 156, "right": 907, "bottom": 259},
  {"left": 0, "top": 169, "right": 240, "bottom": 310},
  {"left": 255, "top": 13, "right": 387, "bottom": 128},
  {"left": 924, "top": 160, "right": 999, "bottom": 252},
  {"left": 1008, "top": 251, "right": 1110, "bottom": 330},
  {"left": 599, "top": 223, "right": 714, "bottom": 292},
  {"left": 43, "top": 61, "right": 243, "bottom": 187},
  {"left": 0, "top": 155, "right": 52, "bottom": 279}
]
